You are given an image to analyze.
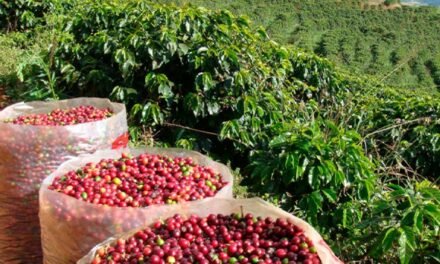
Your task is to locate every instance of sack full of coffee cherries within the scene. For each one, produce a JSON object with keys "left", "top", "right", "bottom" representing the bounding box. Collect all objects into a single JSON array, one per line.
[
  {"left": 39, "top": 147, "right": 234, "bottom": 264},
  {"left": 0, "top": 98, "right": 128, "bottom": 263},
  {"left": 77, "top": 198, "right": 342, "bottom": 264}
]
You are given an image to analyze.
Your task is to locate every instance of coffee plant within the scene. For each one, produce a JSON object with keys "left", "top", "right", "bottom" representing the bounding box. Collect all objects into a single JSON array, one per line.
[
  {"left": 348, "top": 82, "right": 440, "bottom": 180},
  {"left": 0, "top": 0, "right": 52, "bottom": 31},
  {"left": 348, "top": 180, "right": 440, "bottom": 263},
  {"left": 247, "top": 119, "right": 376, "bottom": 228}
]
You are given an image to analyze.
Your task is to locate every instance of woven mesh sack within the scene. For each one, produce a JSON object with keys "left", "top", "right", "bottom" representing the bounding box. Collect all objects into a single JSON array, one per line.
[
  {"left": 0, "top": 98, "right": 128, "bottom": 263},
  {"left": 78, "top": 198, "right": 343, "bottom": 264},
  {"left": 39, "top": 147, "right": 234, "bottom": 264}
]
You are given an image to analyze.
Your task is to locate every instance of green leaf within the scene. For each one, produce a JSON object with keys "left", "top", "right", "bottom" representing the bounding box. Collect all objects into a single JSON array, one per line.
[
  {"left": 321, "top": 188, "right": 337, "bottom": 203},
  {"left": 401, "top": 211, "right": 415, "bottom": 227},
  {"left": 413, "top": 209, "right": 423, "bottom": 234},
  {"left": 239, "top": 131, "right": 252, "bottom": 146},
  {"left": 196, "top": 72, "right": 214, "bottom": 92},
  {"left": 401, "top": 226, "right": 416, "bottom": 250},
  {"left": 150, "top": 104, "right": 163, "bottom": 125},
  {"left": 244, "top": 96, "right": 257, "bottom": 115},
  {"left": 423, "top": 203, "right": 440, "bottom": 225},
  {"left": 388, "top": 184, "right": 406, "bottom": 191},
  {"left": 183, "top": 93, "right": 204, "bottom": 117},
  {"left": 381, "top": 227, "right": 399, "bottom": 253},
  {"left": 342, "top": 208, "right": 348, "bottom": 228},
  {"left": 225, "top": 48, "right": 239, "bottom": 66},
  {"left": 419, "top": 187, "right": 440, "bottom": 203},
  {"left": 334, "top": 170, "right": 345, "bottom": 185},
  {"left": 373, "top": 200, "right": 391, "bottom": 214},
  {"left": 398, "top": 227, "right": 415, "bottom": 264},
  {"left": 178, "top": 43, "right": 189, "bottom": 55},
  {"left": 140, "top": 102, "right": 163, "bottom": 125},
  {"left": 220, "top": 120, "right": 240, "bottom": 140},
  {"left": 114, "top": 48, "right": 136, "bottom": 78},
  {"left": 251, "top": 117, "right": 261, "bottom": 133},
  {"left": 301, "top": 191, "right": 323, "bottom": 217},
  {"left": 130, "top": 103, "right": 143, "bottom": 118},
  {"left": 310, "top": 191, "right": 323, "bottom": 213},
  {"left": 158, "top": 83, "right": 173, "bottom": 98},
  {"left": 129, "top": 35, "right": 140, "bottom": 49},
  {"left": 323, "top": 160, "right": 337, "bottom": 175},
  {"left": 269, "top": 134, "right": 289, "bottom": 148},
  {"left": 122, "top": 60, "right": 135, "bottom": 77},
  {"left": 145, "top": 72, "right": 156, "bottom": 87},
  {"left": 207, "top": 101, "right": 220, "bottom": 115},
  {"left": 283, "top": 154, "right": 298, "bottom": 184},
  {"left": 197, "top": 47, "right": 208, "bottom": 53},
  {"left": 388, "top": 184, "right": 407, "bottom": 198},
  {"left": 141, "top": 103, "right": 152, "bottom": 124},
  {"left": 358, "top": 177, "right": 375, "bottom": 200},
  {"left": 308, "top": 165, "right": 320, "bottom": 189},
  {"left": 110, "top": 86, "right": 137, "bottom": 101}
]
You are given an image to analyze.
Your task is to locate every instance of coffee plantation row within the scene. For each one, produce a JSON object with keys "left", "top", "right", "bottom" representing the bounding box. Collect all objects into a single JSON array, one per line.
[{"left": 0, "top": 0, "right": 439, "bottom": 263}]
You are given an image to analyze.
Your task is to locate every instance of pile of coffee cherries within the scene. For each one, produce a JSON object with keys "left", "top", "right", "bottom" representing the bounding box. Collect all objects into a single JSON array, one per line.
[
  {"left": 89, "top": 213, "right": 321, "bottom": 264},
  {"left": 49, "top": 153, "right": 228, "bottom": 206},
  {"left": 3, "top": 105, "right": 113, "bottom": 126}
]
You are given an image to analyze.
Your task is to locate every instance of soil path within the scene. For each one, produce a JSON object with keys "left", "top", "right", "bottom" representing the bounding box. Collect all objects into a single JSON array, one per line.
[
  {"left": 0, "top": 86, "right": 11, "bottom": 110},
  {"left": 362, "top": 0, "right": 403, "bottom": 9}
]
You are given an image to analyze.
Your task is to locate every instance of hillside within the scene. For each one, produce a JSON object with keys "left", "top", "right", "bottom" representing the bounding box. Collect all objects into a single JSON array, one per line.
[{"left": 158, "top": 0, "right": 440, "bottom": 92}]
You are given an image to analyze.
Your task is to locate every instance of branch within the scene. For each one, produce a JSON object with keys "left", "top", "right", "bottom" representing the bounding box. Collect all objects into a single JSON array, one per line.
[
  {"left": 163, "top": 122, "right": 219, "bottom": 136},
  {"left": 163, "top": 122, "right": 247, "bottom": 145},
  {"left": 363, "top": 117, "right": 430, "bottom": 139}
]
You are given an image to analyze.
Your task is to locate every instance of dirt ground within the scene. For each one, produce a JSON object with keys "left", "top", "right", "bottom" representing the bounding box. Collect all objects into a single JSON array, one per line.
[
  {"left": 361, "top": 0, "right": 403, "bottom": 9},
  {"left": 0, "top": 86, "right": 11, "bottom": 110}
]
